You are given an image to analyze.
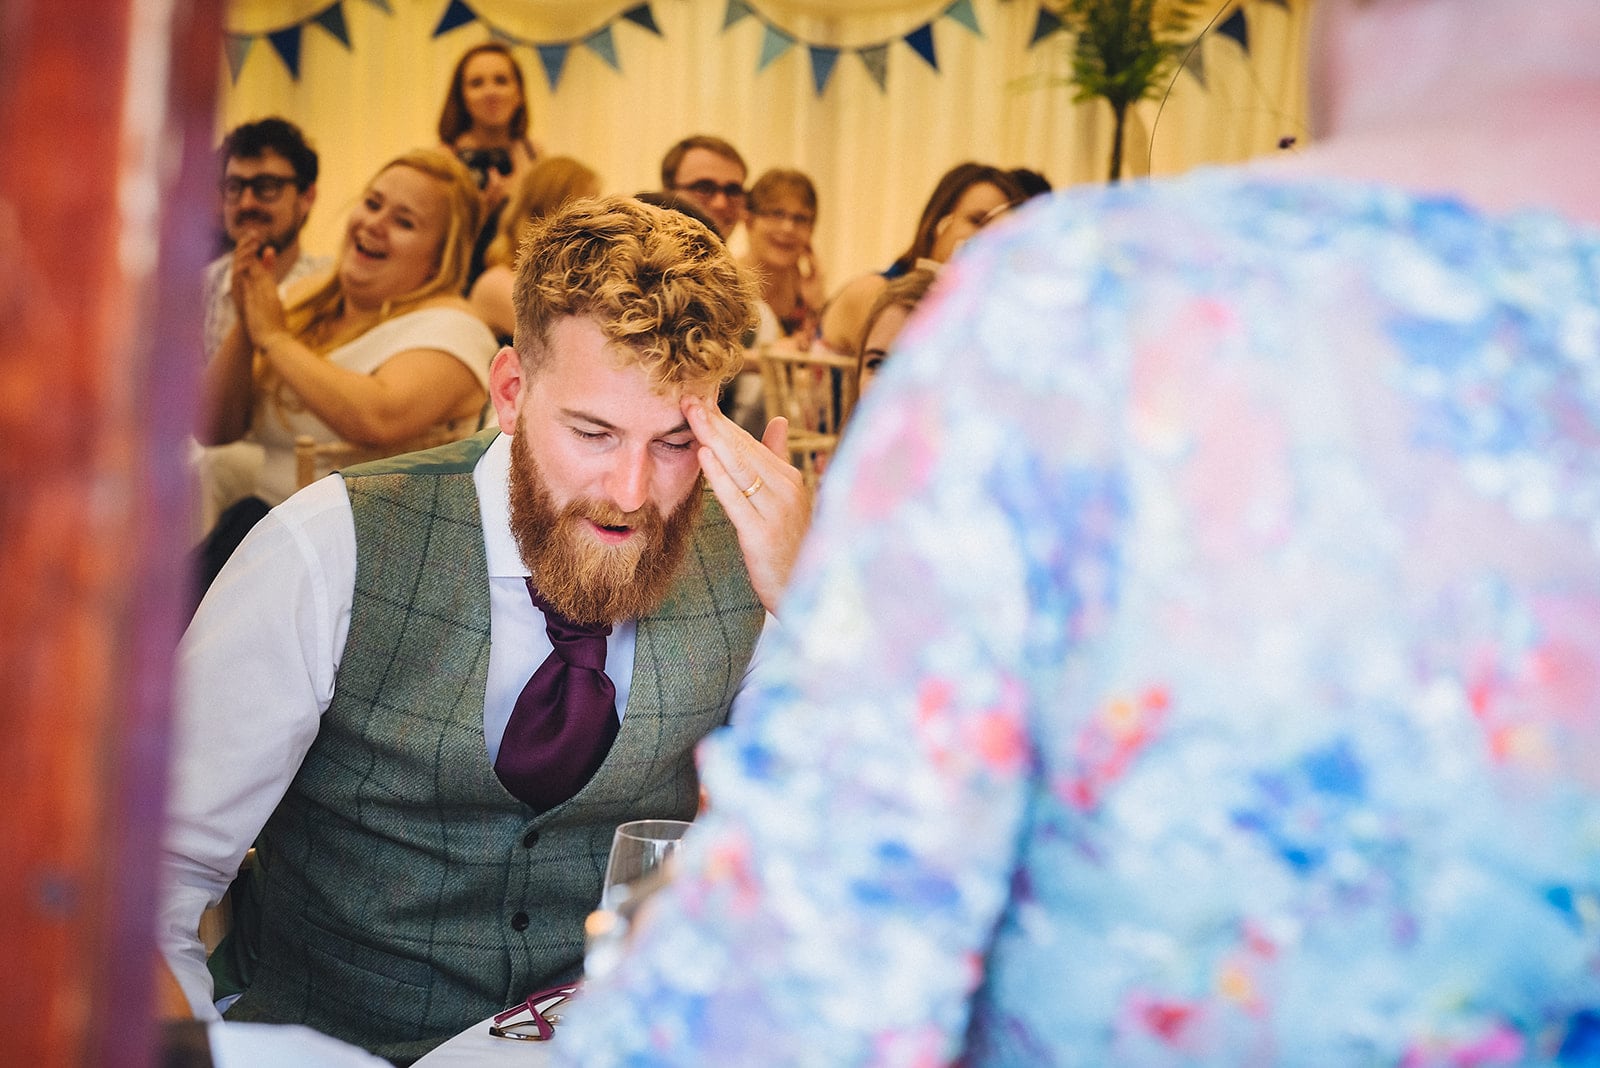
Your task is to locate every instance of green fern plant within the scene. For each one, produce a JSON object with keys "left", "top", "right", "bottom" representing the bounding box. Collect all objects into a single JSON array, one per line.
[{"left": 1050, "top": 0, "right": 1208, "bottom": 182}]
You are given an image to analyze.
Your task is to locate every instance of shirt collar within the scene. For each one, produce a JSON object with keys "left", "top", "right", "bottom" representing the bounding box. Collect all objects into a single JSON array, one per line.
[{"left": 475, "top": 432, "right": 529, "bottom": 579}]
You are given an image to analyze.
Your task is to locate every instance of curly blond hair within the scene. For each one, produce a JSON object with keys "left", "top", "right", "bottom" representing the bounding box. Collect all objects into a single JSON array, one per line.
[{"left": 512, "top": 196, "right": 757, "bottom": 388}]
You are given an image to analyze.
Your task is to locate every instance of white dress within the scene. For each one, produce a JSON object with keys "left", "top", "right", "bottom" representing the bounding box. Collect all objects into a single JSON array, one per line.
[{"left": 241, "top": 305, "right": 496, "bottom": 506}]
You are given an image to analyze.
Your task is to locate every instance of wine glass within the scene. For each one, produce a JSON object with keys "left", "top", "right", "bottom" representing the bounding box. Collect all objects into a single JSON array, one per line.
[
  {"left": 587, "top": 818, "right": 690, "bottom": 980},
  {"left": 600, "top": 818, "right": 690, "bottom": 911}
]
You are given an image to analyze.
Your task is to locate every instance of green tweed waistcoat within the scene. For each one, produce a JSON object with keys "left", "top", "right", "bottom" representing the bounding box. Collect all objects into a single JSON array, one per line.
[{"left": 226, "top": 431, "right": 763, "bottom": 1065}]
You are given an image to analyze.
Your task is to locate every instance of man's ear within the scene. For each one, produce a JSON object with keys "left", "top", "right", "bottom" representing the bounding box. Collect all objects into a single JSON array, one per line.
[
  {"left": 300, "top": 182, "right": 317, "bottom": 213},
  {"left": 488, "top": 346, "right": 526, "bottom": 434}
]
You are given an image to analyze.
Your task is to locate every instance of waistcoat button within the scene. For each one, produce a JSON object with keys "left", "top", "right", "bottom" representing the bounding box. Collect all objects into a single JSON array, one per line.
[
  {"left": 511, "top": 911, "right": 530, "bottom": 931},
  {"left": 522, "top": 828, "right": 540, "bottom": 848}
]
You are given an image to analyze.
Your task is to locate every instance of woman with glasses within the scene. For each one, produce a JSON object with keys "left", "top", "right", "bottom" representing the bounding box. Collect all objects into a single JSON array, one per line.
[
  {"left": 724, "top": 169, "right": 829, "bottom": 436},
  {"left": 741, "top": 169, "right": 827, "bottom": 342},
  {"left": 195, "top": 148, "right": 497, "bottom": 593}
]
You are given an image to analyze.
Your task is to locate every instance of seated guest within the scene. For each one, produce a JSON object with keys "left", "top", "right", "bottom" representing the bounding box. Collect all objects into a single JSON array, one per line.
[
  {"left": 730, "top": 168, "right": 829, "bottom": 435},
  {"left": 161, "top": 197, "right": 811, "bottom": 1064},
  {"left": 469, "top": 155, "right": 601, "bottom": 341},
  {"left": 659, "top": 134, "right": 748, "bottom": 240},
  {"left": 818, "top": 162, "right": 1022, "bottom": 356},
  {"left": 741, "top": 168, "right": 827, "bottom": 342},
  {"left": 855, "top": 267, "right": 936, "bottom": 394},
  {"left": 194, "top": 147, "right": 496, "bottom": 590},
  {"left": 1008, "top": 166, "right": 1052, "bottom": 202},
  {"left": 202, "top": 117, "right": 330, "bottom": 361},
  {"left": 551, "top": 0, "right": 1600, "bottom": 1062}
]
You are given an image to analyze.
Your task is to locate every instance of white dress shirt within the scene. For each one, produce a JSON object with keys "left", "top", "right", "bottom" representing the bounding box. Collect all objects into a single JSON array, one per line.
[{"left": 161, "top": 434, "right": 652, "bottom": 1016}]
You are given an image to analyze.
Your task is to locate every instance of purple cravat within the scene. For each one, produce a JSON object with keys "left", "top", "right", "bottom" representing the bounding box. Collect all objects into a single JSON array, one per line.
[{"left": 494, "top": 579, "right": 619, "bottom": 812}]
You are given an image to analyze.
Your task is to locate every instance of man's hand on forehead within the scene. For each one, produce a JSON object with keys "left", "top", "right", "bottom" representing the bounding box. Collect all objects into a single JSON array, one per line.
[{"left": 681, "top": 394, "right": 810, "bottom": 617}]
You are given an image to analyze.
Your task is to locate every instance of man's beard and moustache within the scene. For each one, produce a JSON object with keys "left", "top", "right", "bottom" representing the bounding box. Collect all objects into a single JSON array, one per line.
[
  {"left": 507, "top": 430, "right": 704, "bottom": 626},
  {"left": 230, "top": 209, "right": 304, "bottom": 255}
]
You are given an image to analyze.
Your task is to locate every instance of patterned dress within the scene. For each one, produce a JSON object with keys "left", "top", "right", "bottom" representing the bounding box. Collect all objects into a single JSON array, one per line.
[{"left": 553, "top": 171, "right": 1600, "bottom": 1066}]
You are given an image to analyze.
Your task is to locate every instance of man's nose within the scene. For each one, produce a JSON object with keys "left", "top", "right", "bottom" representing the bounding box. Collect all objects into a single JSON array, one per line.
[{"left": 603, "top": 449, "right": 651, "bottom": 514}]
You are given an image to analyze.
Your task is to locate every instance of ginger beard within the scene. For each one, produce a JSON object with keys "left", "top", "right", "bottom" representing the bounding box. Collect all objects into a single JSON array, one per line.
[{"left": 507, "top": 427, "right": 704, "bottom": 625}]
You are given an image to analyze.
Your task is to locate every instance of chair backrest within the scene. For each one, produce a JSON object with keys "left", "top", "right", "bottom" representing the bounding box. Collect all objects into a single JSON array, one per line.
[
  {"left": 756, "top": 344, "right": 859, "bottom": 489},
  {"left": 293, "top": 423, "right": 475, "bottom": 490}
]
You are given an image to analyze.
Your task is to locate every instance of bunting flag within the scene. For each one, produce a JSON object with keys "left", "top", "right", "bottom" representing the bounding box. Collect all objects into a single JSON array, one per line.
[
  {"left": 537, "top": 42, "right": 570, "bottom": 89},
  {"left": 809, "top": 45, "right": 840, "bottom": 95},
  {"left": 857, "top": 43, "right": 889, "bottom": 91},
  {"left": 267, "top": 25, "right": 303, "bottom": 77},
  {"left": 723, "top": 0, "right": 755, "bottom": 30},
  {"left": 223, "top": 0, "right": 366, "bottom": 81},
  {"left": 1216, "top": 7, "right": 1249, "bottom": 51},
  {"left": 312, "top": 4, "right": 350, "bottom": 47},
  {"left": 1180, "top": 39, "right": 1206, "bottom": 89},
  {"left": 903, "top": 24, "right": 937, "bottom": 70},
  {"left": 585, "top": 25, "right": 621, "bottom": 70},
  {"left": 1029, "top": 5, "right": 1064, "bottom": 46},
  {"left": 722, "top": 1, "right": 983, "bottom": 96},
  {"left": 945, "top": 0, "right": 982, "bottom": 37},
  {"left": 758, "top": 24, "right": 796, "bottom": 71},
  {"left": 224, "top": 35, "right": 254, "bottom": 81},
  {"left": 622, "top": 4, "right": 662, "bottom": 36},
  {"left": 432, "top": 0, "right": 477, "bottom": 37}
]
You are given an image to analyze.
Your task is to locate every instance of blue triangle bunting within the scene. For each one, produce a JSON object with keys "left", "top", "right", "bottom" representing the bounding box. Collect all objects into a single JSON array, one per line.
[
  {"left": 584, "top": 25, "right": 620, "bottom": 69},
  {"left": 758, "top": 23, "right": 795, "bottom": 70},
  {"left": 857, "top": 43, "right": 889, "bottom": 91},
  {"left": 267, "top": 24, "right": 303, "bottom": 77},
  {"left": 808, "top": 45, "right": 839, "bottom": 95},
  {"left": 904, "top": 22, "right": 937, "bottom": 70},
  {"left": 723, "top": 0, "right": 755, "bottom": 30},
  {"left": 359, "top": 0, "right": 391, "bottom": 12},
  {"left": 1217, "top": 8, "right": 1249, "bottom": 51},
  {"left": 945, "top": 0, "right": 981, "bottom": 36},
  {"left": 432, "top": 0, "right": 477, "bottom": 37},
  {"left": 622, "top": 3, "right": 661, "bottom": 35},
  {"left": 537, "top": 43, "right": 569, "bottom": 89},
  {"left": 312, "top": 2, "right": 350, "bottom": 47},
  {"left": 1029, "top": 5, "right": 1063, "bottom": 46},
  {"left": 224, "top": 34, "right": 254, "bottom": 81}
]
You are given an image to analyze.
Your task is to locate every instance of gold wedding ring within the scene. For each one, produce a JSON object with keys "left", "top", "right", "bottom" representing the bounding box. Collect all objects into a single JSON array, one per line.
[{"left": 741, "top": 475, "right": 764, "bottom": 498}]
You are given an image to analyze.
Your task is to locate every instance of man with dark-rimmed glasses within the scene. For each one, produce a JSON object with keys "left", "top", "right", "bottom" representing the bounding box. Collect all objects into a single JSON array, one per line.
[
  {"left": 201, "top": 117, "right": 329, "bottom": 360},
  {"left": 659, "top": 133, "right": 747, "bottom": 240}
]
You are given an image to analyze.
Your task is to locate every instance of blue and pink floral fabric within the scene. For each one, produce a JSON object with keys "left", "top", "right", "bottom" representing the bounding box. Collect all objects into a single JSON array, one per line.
[{"left": 555, "top": 172, "right": 1600, "bottom": 1066}]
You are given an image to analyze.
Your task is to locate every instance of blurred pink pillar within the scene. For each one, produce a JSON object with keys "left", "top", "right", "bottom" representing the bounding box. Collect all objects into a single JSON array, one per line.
[{"left": 0, "top": 1, "right": 222, "bottom": 1064}]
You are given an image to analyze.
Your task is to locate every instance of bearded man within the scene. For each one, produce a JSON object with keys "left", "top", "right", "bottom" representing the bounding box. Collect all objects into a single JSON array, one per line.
[
  {"left": 160, "top": 197, "right": 809, "bottom": 1064},
  {"left": 201, "top": 117, "right": 328, "bottom": 360}
]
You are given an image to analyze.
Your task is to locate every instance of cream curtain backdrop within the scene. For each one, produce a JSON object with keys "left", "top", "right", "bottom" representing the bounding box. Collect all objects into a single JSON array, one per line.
[{"left": 216, "top": 0, "right": 1311, "bottom": 289}]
